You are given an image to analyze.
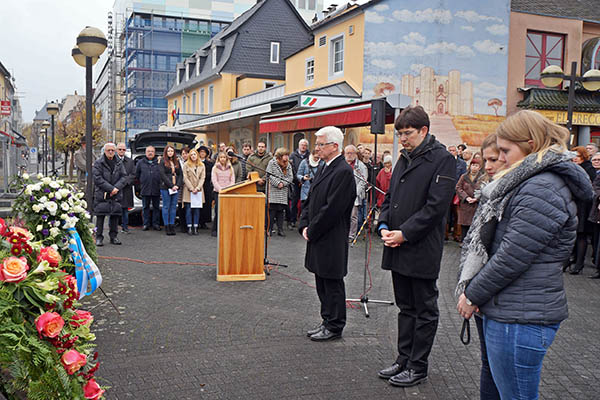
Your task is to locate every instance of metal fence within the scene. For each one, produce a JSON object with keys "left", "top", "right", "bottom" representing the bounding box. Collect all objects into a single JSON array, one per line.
[{"left": 0, "top": 136, "right": 28, "bottom": 194}]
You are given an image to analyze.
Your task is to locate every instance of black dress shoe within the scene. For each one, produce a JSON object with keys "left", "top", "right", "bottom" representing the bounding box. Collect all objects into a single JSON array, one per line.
[
  {"left": 378, "top": 363, "right": 404, "bottom": 379},
  {"left": 277, "top": 230, "right": 286, "bottom": 237},
  {"left": 110, "top": 238, "right": 122, "bottom": 245},
  {"left": 590, "top": 273, "right": 600, "bottom": 279},
  {"left": 153, "top": 225, "right": 161, "bottom": 231},
  {"left": 199, "top": 223, "right": 208, "bottom": 230},
  {"left": 95, "top": 238, "right": 103, "bottom": 247},
  {"left": 310, "top": 327, "right": 342, "bottom": 341},
  {"left": 143, "top": 225, "right": 150, "bottom": 231},
  {"left": 122, "top": 227, "right": 130, "bottom": 233},
  {"left": 389, "top": 369, "right": 428, "bottom": 387},
  {"left": 569, "top": 268, "right": 582, "bottom": 275},
  {"left": 306, "top": 324, "right": 324, "bottom": 337}
]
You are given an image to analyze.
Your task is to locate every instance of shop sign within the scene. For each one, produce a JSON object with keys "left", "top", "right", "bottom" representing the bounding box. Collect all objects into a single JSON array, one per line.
[
  {"left": 536, "top": 109, "right": 600, "bottom": 126},
  {"left": 0, "top": 101, "right": 10, "bottom": 116}
]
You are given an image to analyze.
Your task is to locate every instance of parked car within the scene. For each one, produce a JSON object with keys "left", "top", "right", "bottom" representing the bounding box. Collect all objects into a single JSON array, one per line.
[{"left": 128, "top": 130, "right": 198, "bottom": 220}]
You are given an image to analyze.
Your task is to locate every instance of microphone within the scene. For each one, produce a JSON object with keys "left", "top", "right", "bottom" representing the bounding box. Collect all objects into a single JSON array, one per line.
[{"left": 227, "top": 150, "right": 245, "bottom": 159}]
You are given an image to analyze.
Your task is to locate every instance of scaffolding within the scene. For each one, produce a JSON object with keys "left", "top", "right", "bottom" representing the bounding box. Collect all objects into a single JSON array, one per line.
[{"left": 111, "top": 8, "right": 230, "bottom": 142}]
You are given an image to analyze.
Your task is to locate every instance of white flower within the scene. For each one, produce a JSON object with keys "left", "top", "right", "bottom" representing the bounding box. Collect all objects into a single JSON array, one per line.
[
  {"left": 36, "top": 279, "right": 59, "bottom": 291},
  {"left": 55, "top": 192, "right": 62, "bottom": 200},
  {"left": 36, "top": 224, "right": 43, "bottom": 232},
  {"left": 49, "top": 181, "right": 60, "bottom": 189},
  {"left": 60, "top": 213, "right": 68, "bottom": 220},
  {"left": 24, "top": 186, "right": 33, "bottom": 196},
  {"left": 32, "top": 260, "right": 51, "bottom": 274},
  {"left": 53, "top": 220, "right": 61, "bottom": 227},
  {"left": 32, "top": 204, "right": 42, "bottom": 213},
  {"left": 31, "top": 183, "right": 41, "bottom": 192},
  {"left": 60, "top": 202, "right": 69, "bottom": 211},
  {"left": 41, "top": 177, "right": 51, "bottom": 185},
  {"left": 57, "top": 180, "right": 64, "bottom": 186},
  {"left": 49, "top": 227, "right": 60, "bottom": 237},
  {"left": 22, "top": 173, "right": 29, "bottom": 180},
  {"left": 45, "top": 202, "right": 58, "bottom": 215},
  {"left": 69, "top": 239, "right": 77, "bottom": 245},
  {"left": 51, "top": 244, "right": 58, "bottom": 250},
  {"left": 45, "top": 294, "right": 61, "bottom": 303},
  {"left": 38, "top": 196, "right": 48, "bottom": 204},
  {"left": 37, "top": 173, "right": 43, "bottom": 179},
  {"left": 59, "top": 188, "right": 69, "bottom": 197}
]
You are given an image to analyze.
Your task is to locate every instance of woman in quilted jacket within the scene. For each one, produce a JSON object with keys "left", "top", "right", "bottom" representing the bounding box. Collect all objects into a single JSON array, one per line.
[{"left": 456, "top": 110, "right": 593, "bottom": 399}]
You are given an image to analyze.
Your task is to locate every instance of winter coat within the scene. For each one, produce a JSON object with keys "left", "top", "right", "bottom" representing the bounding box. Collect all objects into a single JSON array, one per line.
[
  {"left": 93, "top": 155, "right": 127, "bottom": 216},
  {"left": 201, "top": 158, "right": 214, "bottom": 201},
  {"left": 465, "top": 161, "right": 594, "bottom": 325},
  {"left": 377, "top": 135, "right": 456, "bottom": 279},
  {"left": 211, "top": 162, "right": 235, "bottom": 193},
  {"left": 135, "top": 156, "right": 161, "bottom": 197},
  {"left": 231, "top": 159, "right": 244, "bottom": 183},
  {"left": 182, "top": 162, "right": 206, "bottom": 203},
  {"left": 290, "top": 149, "right": 310, "bottom": 198},
  {"left": 158, "top": 160, "right": 183, "bottom": 191},
  {"left": 297, "top": 158, "right": 323, "bottom": 201},
  {"left": 266, "top": 158, "right": 294, "bottom": 205},
  {"left": 455, "top": 157, "right": 467, "bottom": 183},
  {"left": 375, "top": 168, "right": 392, "bottom": 208},
  {"left": 588, "top": 173, "right": 600, "bottom": 224},
  {"left": 455, "top": 172, "right": 483, "bottom": 226},
  {"left": 299, "top": 155, "right": 356, "bottom": 279},
  {"left": 119, "top": 156, "right": 135, "bottom": 209},
  {"left": 576, "top": 160, "right": 596, "bottom": 233},
  {"left": 247, "top": 151, "right": 273, "bottom": 192},
  {"left": 350, "top": 159, "right": 368, "bottom": 206}
]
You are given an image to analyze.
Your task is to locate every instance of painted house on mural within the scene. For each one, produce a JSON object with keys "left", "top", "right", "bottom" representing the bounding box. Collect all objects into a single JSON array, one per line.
[
  {"left": 165, "top": 0, "right": 314, "bottom": 151},
  {"left": 262, "top": 0, "right": 510, "bottom": 153},
  {"left": 509, "top": 0, "right": 600, "bottom": 146}
]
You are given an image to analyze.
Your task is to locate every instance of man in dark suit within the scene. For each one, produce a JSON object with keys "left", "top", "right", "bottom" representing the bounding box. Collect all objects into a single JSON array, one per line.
[
  {"left": 299, "top": 126, "right": 356, "bottom": 341},
  {"left": 116, "top": 142, "right": 136, "bottom": 233},
  {"left": 377, "top": 106, "right": 455, "bottom": 387}
]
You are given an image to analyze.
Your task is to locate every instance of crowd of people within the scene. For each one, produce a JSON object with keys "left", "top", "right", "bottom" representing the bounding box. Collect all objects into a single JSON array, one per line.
[{"left": 88, "top": 105, "right": 599, "bottom": 399}]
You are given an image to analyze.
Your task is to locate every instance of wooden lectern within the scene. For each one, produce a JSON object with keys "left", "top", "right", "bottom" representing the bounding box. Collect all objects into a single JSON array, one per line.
[{"left": 216, "top": 172, "right": 265, "bottom": 281}]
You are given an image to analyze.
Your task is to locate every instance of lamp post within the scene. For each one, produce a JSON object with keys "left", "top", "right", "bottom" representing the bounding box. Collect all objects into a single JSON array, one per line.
[
  {"left": 541, "top": 62, "right": 600, "bottom": 135},
  {"left": 72, "top": 26, "right": 107, "bottom": 211},
  {"left": 46, "top": 101, "right": 59, "bottom": 175},
  {"left": 41, "top": 121, "right": 50, "bottom": 175}
]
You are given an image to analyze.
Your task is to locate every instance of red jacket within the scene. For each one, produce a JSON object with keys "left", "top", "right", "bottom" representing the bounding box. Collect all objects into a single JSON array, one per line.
[{"left": 376, "top": 168, "right": 392, "bottom": 207}]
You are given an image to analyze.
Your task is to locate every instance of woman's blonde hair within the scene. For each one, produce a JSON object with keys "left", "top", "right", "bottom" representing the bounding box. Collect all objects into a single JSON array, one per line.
[
  {"left": 496, "top": 110, "right": 569, "bottom": 156},
  {"left": 185, "top": 149, "right": 202, "bottom": 167},
  {"left": 481, "top": 133, "right": 498, "bottom": 154},
  {"left": 274, "top": 147, "right": 289, "bottom": 159}
]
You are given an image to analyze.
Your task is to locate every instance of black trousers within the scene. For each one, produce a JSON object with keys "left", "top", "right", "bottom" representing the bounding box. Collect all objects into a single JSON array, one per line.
[
  {"left": 315, "top": 275, "right": 346, "bottom": 333},
  {"left": 96, "top": 215, "right": 119, "bottom": 241},
  {"left": 392, "top": 271, "right": 439, "bottom": 373},
  {"left": 211, "top": 192, "right": 219, "bottom": 234},
  {"left": 269, "top": 203, "right": 286, "bottom": 233}
]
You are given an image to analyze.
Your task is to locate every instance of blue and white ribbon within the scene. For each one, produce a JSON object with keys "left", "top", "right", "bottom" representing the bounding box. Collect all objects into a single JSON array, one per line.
[{"left": 67, "top": 227, "right": 103, "bottom": 300}]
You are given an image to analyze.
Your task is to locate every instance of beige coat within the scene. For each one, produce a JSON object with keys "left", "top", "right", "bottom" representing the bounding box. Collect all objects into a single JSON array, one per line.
[{"left": 182, "top": 162, "right": 206, "bottom": 203}]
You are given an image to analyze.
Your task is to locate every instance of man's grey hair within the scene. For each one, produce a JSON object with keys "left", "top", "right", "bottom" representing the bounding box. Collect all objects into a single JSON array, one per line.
[
  {"left": 103, "top": 142, "right": 116, "bottom": 153},
  {"left": 592, "top": 151, "right": 600, "bottom": 159},
  {"left": 116, "top": 142, "right": 126, "bottom": 148},
  {"left": 299, "top": 138, "right": 309, "bottom": 146},
  {"left": 315, "top": 126, "right": 344, "bottom": 149},
  {"left": 344, "top": 144, "right": 357, "bottom": 153}
]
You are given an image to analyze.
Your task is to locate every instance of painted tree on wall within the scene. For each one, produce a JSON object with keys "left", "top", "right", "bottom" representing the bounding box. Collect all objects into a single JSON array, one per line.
[{"left": 488, "top": 98, "right": 503, "bottom": 117}]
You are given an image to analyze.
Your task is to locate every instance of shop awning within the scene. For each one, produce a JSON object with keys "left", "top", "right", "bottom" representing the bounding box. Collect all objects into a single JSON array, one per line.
[{"left": 259, "top": 99, "right": 396, "bottom": 134}]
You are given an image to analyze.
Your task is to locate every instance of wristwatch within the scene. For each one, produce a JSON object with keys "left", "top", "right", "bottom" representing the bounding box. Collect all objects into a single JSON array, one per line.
[{"left": 465, "top": 297, "right": 473, "bottom": 306}]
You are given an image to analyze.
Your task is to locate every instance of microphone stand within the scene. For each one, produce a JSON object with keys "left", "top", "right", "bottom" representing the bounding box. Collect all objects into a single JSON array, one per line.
[
  {"left": 346, "top": 166, "right": 393, "bottom": 318},
  {"left": 230, "top": 152, "right": 291, "bottom": 275}
]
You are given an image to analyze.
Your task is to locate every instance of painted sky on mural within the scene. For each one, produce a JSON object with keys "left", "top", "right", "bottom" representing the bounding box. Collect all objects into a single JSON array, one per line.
[{"left": 363, "top": 0, "right": 510, "bottom": 116}]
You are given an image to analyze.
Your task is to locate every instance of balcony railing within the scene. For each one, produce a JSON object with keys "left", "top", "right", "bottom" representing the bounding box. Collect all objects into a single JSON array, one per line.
[{"left": 230, "top": 84, "right": 285, "bottom": 110}]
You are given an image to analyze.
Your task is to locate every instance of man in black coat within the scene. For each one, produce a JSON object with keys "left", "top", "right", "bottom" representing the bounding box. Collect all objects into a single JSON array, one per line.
[
  {"left": 299, "top": 126, "right": 356, "bottom": 341},
  {"left": 376, "top": 106, "right": 455, "bottom": 387},
  {"left": 93, "top": 143, "right": 127, "bottom": 246},
  {"left": 135, "top": 145, "right": 162, "bottom": 231},
  {"left": 116, "top": 142, "right": 135, "bottom": 233}
]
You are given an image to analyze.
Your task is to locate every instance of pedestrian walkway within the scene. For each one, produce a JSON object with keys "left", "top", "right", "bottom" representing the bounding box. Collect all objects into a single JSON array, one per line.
[{"left": 85, "top": 229, "right": 600, "bottom": 399}]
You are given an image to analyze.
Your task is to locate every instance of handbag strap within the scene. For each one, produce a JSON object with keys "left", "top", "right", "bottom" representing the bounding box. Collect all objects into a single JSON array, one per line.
[{"left": 460, "top": 318, "right": 471, "bottom": 345}]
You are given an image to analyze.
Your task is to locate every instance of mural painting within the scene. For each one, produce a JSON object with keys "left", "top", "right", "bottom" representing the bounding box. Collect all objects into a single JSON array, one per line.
[{"left": 361, "top": 0, "right": 510, "bottom": 149}]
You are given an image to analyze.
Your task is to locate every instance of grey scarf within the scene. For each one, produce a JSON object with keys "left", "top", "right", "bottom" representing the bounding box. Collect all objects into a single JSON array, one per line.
[{"left": 455, "top": 147, "right": 572, "bottom": 297}]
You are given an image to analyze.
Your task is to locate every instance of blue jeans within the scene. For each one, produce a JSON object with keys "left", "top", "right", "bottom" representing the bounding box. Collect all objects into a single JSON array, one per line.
[
  {"left": 121, "top": 208, "right": 129, "bottom": 229},
  {"left": 475, "top": 315, "right": 500, "bottom": 400},
  {"left": 185, "top": 203, "right": 200, "bottom": 226},
  {"left": 160, "top": 189, "right": 178, "bottom": 225},
  {"left": 484, "top": 317, "right": 559, "bottom": 400},
  {"left": 142, "top": 195, "right": 160, "bottom": 227}
]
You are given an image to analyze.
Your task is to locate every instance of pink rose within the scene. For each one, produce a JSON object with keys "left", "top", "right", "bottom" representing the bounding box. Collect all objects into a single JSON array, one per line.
[
  {"left": 0, "top": 256, "right": 29, "bottom": 282},
  {"left": 83, "top": 378, "right": 105, "bottom": 400},
  {"left": 61, "top": 349, "right": 87, "bottom": 375},
  {"left": 37, "top": 246, "right": 62, "bottom": 267},
  {"left": 35, "top": 312, "right": 65, "bottom": 338},
  {"left": 70, "top": 310, "right": 93, "bottom": 328}
]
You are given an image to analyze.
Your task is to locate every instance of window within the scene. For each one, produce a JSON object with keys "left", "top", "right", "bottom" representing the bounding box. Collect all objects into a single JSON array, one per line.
[
  {"left": 182, "top": 96, "right": 187, "bottom": 113},
  {"left": 264, "top": 81, "right": 276, "bottom": 89},
  {"left": 212, "top": 47, "right": 217, "bottom": 69},
  {"left": 330, "top": 35, "right": 344, "bottom": 76},
  {"left": 200, "top": 88, "right": 205, "bottom": 113},
  {"left": 208, "top": 85, "right": 214, "bottom": 114},
  {"left": 192, "top": 92, "right": 197, "bottom": 114},
  {"left": 349, "top": 25, "right": 355, "bottom": 35},
  {"left": 319, "top": 35, "right": 327, "bottom": 47},
  {"left": 270, "top": 42, "right": 280, "bottom": 64},
  {"left": 306, "top": 58, "right": 315, "bottom": 84},
  {"left": 308, "top": 0, "right": 316, "bottom": 10},
  {"left": 525, "top": 30, "right": 565, "bottom": 87}
]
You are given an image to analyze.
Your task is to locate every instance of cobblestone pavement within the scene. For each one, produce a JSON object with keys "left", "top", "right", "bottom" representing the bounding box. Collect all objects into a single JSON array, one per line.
[{"left": 85, "top": 224, "right": 600, "bottom": 399}]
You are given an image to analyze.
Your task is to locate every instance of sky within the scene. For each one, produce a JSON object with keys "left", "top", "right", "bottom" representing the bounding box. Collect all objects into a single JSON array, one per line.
[
  {"left": 1, "top": 1, "right": 114, "bottom": 123},
  {"left": 2, "top": 0, "right": 347, "bottom": 124}
]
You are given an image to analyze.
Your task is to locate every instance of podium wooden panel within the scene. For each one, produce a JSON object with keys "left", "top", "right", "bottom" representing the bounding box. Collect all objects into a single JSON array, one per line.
[{"left": 217, "top": 172, "right": 265, "bottom": 281}]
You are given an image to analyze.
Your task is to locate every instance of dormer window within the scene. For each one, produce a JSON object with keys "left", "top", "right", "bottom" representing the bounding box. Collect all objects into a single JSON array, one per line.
[
  {"left": 185, "top": 63, "right": 190, "bottom": 81},
  {"left": 196, "top": 56, "right": 201, "bottom": 75},
  {"left": 212, "top": 47, "right": 217, "bottom": 69},
  {"left": 270, "top": 42, "right": 280, "bottom": 64}
]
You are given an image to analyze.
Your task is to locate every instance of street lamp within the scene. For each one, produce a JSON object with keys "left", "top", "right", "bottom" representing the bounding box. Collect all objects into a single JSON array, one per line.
[
  {"left": 541, "top": 62, "right": 600, "bottom": 134},
  {"left": 46, "top": 101, "right": 59, "bottom": 176},
  {"left": 41, "top": 121, "right": 50, "bottom": 175},
  {"left": 72, "top": 26, "right": 107, "bottom": 211}
]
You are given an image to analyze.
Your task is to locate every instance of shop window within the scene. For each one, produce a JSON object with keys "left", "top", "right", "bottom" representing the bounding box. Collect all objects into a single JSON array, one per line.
[{"left": 525, "top": 30, "right": 565, "bottom": 87}]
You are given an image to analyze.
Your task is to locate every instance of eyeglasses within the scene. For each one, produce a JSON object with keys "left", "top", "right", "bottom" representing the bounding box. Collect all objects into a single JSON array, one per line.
[
  {"left": 395, "top": 129, "right": 418, "bottom": 138},
  {"left": 117, "top": 148, "right": 126, "bottom": 151},
  {"left": 106, "top": 149, "right": 115, "bottom": 152},
  {"left": 315, "top": 142, "right": 334, "bottom": 148}
]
